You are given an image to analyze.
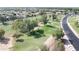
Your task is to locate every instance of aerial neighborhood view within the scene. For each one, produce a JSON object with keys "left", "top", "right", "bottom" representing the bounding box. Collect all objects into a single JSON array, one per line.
[{"left": 0, "top": 7, "right": 79, "bottom": 51}]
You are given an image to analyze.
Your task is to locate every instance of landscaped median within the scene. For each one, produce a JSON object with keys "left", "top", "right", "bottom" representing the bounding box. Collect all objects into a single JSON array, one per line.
[{"left": 68, "top": 15, "right": 79, "bottom": 38}]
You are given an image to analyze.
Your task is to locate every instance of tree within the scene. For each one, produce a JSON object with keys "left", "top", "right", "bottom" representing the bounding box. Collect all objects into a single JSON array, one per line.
[
  {"left": 38, "top": 15, "right": 48, "bottom": 24},
  {"left": 24, "top": 19, "right": 38, "bottom": 33},
  {"left": 12, "top": 19, "right": 38, "bottom": 33},
  {"left": 0, "top": 14, "right": 7, "bottom": 25},
  {"left": 10, "top": 15, "right": 17, "bottom": 21},
  {"left": 53, "top": 14, "right": 57, "bottom": 20},
  {"left": 52, "top": 29, "right": 64, "bottom": 39},
  {"left": 12, "top": 19, "right": 24, "bottom": 31},
  {"left": 39, "top": 10, "right": 45, "bottom": 15},
  {"left": 42, "top": 15, "right": 48, "bottom": 24}
]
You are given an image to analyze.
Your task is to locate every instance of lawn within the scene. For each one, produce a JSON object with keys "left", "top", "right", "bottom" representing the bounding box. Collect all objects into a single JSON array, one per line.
[
  {"left": 68, "top": 15, "right": 79, "bottom": 34},
  {"left": 0, "top": 15, "right": 63, "bottom": 51}
]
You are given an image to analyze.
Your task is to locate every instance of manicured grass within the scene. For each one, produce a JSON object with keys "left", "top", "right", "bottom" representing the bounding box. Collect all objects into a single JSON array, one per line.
[{"left": 69, "top": 15, "right": 79, "bottom": 34}]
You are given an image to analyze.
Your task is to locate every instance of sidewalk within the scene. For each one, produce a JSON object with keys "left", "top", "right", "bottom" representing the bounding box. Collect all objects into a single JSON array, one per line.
[{"left": 63, "top": 35, "right": 76, "bottom": 51}]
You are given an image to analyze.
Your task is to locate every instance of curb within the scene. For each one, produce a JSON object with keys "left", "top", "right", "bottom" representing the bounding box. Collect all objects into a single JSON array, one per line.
[
  {"left": 61, "top": 15, "right": 76, "bottom": 51},
  {"left": 67, "top": 16, "right": 79, "bottom": 39}
]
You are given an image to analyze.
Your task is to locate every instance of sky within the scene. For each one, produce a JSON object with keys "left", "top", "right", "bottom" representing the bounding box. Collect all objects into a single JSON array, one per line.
[{"left": 0, "top": 0, "right": 79, "bottom": 7}]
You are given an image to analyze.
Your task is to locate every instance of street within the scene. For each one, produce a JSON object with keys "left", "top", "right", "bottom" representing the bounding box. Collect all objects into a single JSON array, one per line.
[{"left": 62, "top": 14, "right": 79, "bottom": 51}]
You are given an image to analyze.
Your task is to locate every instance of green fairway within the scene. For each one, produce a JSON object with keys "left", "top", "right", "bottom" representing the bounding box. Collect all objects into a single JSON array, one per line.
[
  {"left": 13, "top": 21, "right": 60, "bottom": 51},
  {"left": 0, "top": 14, "right": 63, "bottom": 51}
]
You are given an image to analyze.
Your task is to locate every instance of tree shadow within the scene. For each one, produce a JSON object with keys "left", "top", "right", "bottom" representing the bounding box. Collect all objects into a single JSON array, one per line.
[
  {"left": 12, "top": 33, "right": 23, "bottom": 38},
  {"left": 45, "top": 25, "right": 56, "bottom": 28},
  {"left": 16, "top": 39, "right": 24, "bottom": 42},
  {"left": 0, "top": 37, "right": 10, "bottom": 44},
  {"left": 28, "top": 29, "right": 45, "bottom": 38}
]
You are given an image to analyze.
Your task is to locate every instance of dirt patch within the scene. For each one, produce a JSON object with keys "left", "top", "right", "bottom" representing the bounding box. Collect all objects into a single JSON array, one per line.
[
  {"left": 0, "top": 33, "right": 15, "bottom": 51},
  {"left": 44, "top": 35, "right": 56, "bottom": 51}
]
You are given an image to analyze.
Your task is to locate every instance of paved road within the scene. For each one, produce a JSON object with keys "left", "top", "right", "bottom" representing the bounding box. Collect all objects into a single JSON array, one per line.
[{"left": 62, "top": 14, "right": 79, "bottom": 51}]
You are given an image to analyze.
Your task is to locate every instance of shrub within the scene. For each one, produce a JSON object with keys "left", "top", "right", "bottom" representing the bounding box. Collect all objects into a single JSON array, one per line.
[
  {"left": 56, "top": 29, "right": 64, "bottom": 39},
  {"left": 55, "top": 40, "right": 65, "bottom": 51},
  {"left": 39, "top": 15, "right": 48, "bottom": 24},
  {"left": 53, "top": 14, "right": 57, "bottom": 20},
  {"left": 12, "top": 19, "right": 24, "bottom": 30},
  {"left": 40, "top": 45, "right": 48, "bottom": 51},
  {"left": 24, "top": 19, "right": 38, "bottom": 33},
  {"left": 75, "top": 21, "right": 79, "bottom": 27},
  {"left": 52, "top": 29, "right": 64, "bottom": 39},
  {"left": 16, "top": 39, "right": 24, "bottom": 42},
  {"left": 0, "top": 28, "right": 5, "bottom": 38},
  {"left": 12, "top": 32, "right": 23, "bottom": 38},
  {"left": 28, "top": 29, "right": 44, "bottom": 38}
]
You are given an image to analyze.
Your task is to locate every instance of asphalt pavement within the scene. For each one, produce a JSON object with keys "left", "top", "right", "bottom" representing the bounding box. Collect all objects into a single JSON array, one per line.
[{"left": 62, "top": 14, "right": 79, "bottom": 51}]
